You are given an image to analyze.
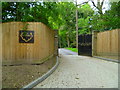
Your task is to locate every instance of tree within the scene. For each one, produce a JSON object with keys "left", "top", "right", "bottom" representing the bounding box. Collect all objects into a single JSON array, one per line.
[
  {"left": 77, "top": 3, "right": 94, "bottom": 34},
  {"left": 75, "top": 0, "right": 78, "bottom": 48},
  {"left": 2, "top": 1, "right": 119, "bottom": 48},
  {"left": 57, "top": 2, "right": 76, "bottom": 48},
  {"left": 91, "top": 1, "right": 120, "bottom": 31},
  {"left": 2, "top": 2, "right": 77, "bottom": 48},
  {"left": 90, "top": 0, "right": 105, "bottom": 15}
]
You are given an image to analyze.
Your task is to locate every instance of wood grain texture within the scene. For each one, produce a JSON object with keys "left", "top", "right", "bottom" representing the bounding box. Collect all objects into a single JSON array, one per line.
[
  {"left": 2, "top": 22, "right": 56, "bottom": 65},
  {"left": 96, "top": 29, "right": 119, "bottom": 60}
]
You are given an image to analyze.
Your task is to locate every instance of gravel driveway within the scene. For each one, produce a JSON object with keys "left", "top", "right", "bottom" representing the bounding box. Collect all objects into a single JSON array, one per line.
[
  {"left": 34, "top": 49, "right": 118, "bottom": 88},
  {"left": 59, "top": 48, "right": 78, "bottom": 55}
]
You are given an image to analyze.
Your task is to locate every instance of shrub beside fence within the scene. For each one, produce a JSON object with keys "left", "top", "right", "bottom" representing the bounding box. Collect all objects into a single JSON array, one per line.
[
  {"left": 92, "top": 29, "right": 120, "bottom": 60},
  {"left": 2, "top": 22, "right": 57, "bottom": 65}
]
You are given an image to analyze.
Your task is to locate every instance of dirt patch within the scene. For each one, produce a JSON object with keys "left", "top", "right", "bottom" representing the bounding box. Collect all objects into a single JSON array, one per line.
[{"left": 2, "top": 56, "right": 56, "bottom": 88}]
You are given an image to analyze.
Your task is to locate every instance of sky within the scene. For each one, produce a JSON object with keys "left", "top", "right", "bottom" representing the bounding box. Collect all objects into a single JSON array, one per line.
[{"left": 77, "top": 0, "right": 110, "bottom": 13}]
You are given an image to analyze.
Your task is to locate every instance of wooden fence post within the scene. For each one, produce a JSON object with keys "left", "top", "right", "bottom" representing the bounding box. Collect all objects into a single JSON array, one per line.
[
  {"left": 92, "top": 30, "right": 99, "bottom": 56},
  {"left": 54, "top": 30, "right": 58, "bottom": 56}
]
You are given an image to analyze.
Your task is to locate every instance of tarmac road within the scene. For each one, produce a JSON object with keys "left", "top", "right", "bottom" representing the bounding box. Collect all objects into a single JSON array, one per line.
[{"left": 59, "top": 48, "right": 78, "bottom": 55}]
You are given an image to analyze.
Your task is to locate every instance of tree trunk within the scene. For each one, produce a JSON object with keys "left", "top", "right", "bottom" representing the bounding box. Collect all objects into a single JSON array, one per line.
[
  {"left": 67, "top": 35, "right": 70, "bottom": 48},
  {"left": 76, "top": 0, "right": 78, "bottom": 49}
]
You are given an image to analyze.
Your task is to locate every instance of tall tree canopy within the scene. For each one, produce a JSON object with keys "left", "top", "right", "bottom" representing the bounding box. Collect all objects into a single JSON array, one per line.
[
  {"left": 2, "top": 1, "right": 120, "bottom": 48},
  {"left": 91, "top": 1, "right": 120, "bottom": 31}
]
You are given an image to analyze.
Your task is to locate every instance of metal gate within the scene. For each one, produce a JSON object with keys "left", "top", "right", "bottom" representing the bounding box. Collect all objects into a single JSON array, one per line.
[{"left": 78, "top": 34, "right": 92, "bottom": 56}]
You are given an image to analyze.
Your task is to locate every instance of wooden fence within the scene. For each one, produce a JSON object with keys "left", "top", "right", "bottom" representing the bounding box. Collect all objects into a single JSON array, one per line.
[
  {"left": 2, "top": 22, "right": 57, "bottom": 65},
  {"left": 0, "top": 23, "right": 2, "bottom": 60},
  {"left": 92, "top": 29, "right": 120, "bottom": 60}
]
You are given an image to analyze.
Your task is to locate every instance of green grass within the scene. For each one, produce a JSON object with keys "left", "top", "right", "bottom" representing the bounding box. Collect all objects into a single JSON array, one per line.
[{"left": 66, "top": 48, "right": 78, "bottom": 52}]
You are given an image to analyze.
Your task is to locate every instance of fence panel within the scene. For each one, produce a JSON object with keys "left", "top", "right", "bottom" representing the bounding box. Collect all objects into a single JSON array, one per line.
[
  {"left": 2, "top": 22, "right": 56, "bottom": 65},
  {"left": 93, "top": 29, "right": 119, "bottom": 60}
]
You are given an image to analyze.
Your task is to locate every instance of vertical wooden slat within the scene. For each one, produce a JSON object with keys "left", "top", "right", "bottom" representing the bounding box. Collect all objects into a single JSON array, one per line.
[
  {"left": 96, "top": 29, "right": 119, "bottom": 60},
  {"left": 118, "top": 29, "right": 120, "bottom": 60},
  {"left": 6, "top": 23, "right": 10, "bottom": 63},
  {"left": 1, "top": 24, "right": 3, "bottom": 62},
  {"left": 2, "top": 22, "right": 56, "bottom": 65}
]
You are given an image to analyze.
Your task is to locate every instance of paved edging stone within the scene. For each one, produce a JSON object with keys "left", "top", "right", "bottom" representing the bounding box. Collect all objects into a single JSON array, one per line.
[
  {"left": 93, "top": 56, "right": 119, "bottom": 63},
  {"left": 21, "top": 56, "right": 59, "bottom": 90}
]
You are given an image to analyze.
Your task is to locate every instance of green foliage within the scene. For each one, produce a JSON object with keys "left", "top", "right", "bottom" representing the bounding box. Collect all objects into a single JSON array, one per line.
[
  {"left": 22, "top": 23, "right": 29, "bottom": 30},
  {"left": 91, "top": 1, "right": 120, "bottom": 31},
  {"left": 66, "top": 48, "right": 78, "bottom": 52},
  {"left": 77, "top": 4, "right": 94, "bottom": 34},
  {"left": 2, "top": 1, "right": 120, "bottom": 48},
  {"left": 58, "top": 2, "right": 76, "bottom": 48},
  {"left": 2, "top": 2, "right": 59, "bottom": 27},
  {"left": 78, "top": 4, "right": 94, "bottom": 18},
  {"left": 77, "top": 1, "right": 120, "bottom": 33}
]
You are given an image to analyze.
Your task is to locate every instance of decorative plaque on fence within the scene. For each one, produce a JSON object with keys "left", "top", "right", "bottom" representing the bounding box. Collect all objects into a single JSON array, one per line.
[{"left": 19, "top": 30, "right": 34, "bottom": 43}]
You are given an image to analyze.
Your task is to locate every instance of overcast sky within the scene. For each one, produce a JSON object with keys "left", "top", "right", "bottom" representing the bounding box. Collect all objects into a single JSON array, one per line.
[{"left": 77, "top": 0, "right": 110, "bottom": 13}]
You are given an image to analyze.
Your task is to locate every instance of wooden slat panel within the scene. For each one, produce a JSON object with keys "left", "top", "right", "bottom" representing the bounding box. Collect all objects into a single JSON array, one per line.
[
  {"left": 2, "top": 22, "right": 56, "bottom": 65},
  {"left": 96, "top": 29, "right": 119, "bottom": 60},
  {"left": 118, "top": 29, "right": 120, "bottom": 59}
]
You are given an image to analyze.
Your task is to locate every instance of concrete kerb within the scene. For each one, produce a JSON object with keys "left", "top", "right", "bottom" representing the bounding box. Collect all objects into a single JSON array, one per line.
[
  {"left": 93, "top": 56, "right": 119, "bottom": 63},
  {"left": 21, "top": 56, "right": 59, "bottom": 90}
]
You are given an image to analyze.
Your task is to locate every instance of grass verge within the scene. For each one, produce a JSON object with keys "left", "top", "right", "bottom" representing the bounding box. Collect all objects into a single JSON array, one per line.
[{"left": 66, "top": 48, "right": 78, "bottom": 52}]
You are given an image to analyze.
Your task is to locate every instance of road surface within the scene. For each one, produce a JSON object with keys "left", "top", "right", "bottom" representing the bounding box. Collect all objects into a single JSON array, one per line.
[
  {"left": 59, "top": 48, "right": 78, "bottom": 55},
  {"left": 34, "top": 49, "right": 118, "bottom": 88}
]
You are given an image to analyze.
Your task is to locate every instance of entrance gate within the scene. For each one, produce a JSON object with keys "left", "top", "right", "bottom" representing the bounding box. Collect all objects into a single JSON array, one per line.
[{"left": 78, "top": 34, "right": 92, "bottom": 56}]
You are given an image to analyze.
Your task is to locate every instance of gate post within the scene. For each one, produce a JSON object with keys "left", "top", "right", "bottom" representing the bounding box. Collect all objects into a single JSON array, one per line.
[
  {"left": 54, "top": 30, "right": 58, "bottom": 56},
  {"left": 92, "top": 31, "right": 99, "bottom": 56}
]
